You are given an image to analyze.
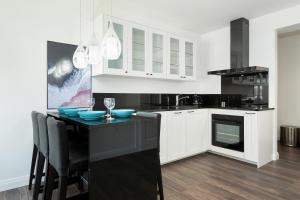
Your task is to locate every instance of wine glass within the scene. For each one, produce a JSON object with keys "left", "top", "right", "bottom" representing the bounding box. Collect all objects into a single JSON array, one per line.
[
  {"left": 89, "top": 98, "right": 95, "bottom": 111},
  {"left": 104, "top": 98, "right": 115, "bottom": 120}
]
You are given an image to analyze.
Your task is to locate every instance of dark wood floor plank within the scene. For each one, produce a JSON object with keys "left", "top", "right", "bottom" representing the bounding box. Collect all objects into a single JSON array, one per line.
[{"left": 1, "top": 144, "right": 300, "bottom": 200}]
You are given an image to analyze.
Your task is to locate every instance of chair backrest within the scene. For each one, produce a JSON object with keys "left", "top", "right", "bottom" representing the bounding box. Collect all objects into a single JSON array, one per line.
[
  {"left": 47, "top": 117, "right": 69, "bottom": 176},
  {"left": 37, "top": 113, "right": 49, "bottom": 157},
  {"left": 136, "top": 112, "right": 161, "bottom": 150},
  {"left": 31, "top": 111, "right": 40, "bottom": 148}
]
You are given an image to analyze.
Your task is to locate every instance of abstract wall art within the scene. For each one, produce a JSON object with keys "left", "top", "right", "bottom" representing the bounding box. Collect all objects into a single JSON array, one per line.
[{"left": 47, "top": 41, "right": 91, "bottom": 109}]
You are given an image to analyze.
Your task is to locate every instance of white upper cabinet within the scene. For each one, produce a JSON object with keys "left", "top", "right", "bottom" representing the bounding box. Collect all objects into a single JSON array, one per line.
[
  {"left": 128, "top": 24, "right": 149, "bottom": 77},
  {"left": 182, "top": 40, "right": 196, "bottom": 80},
  {"left": 92, "top": 15, "right": 197, "bottom": 81},
  {"left": 102, "top": 16, "right": 129, "bottom": 75},
  {"left": 167, "top": 36, "right": 196, "bottom": 80},
  {"left": 167, "top": 35, "right": 182, "bottom": 80},
  {"left": 148, "top": 29, "right": 167, "bottom": 78}
]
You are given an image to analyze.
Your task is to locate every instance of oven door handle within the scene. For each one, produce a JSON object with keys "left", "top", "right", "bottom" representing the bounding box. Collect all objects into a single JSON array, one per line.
[{"left": 212, "top": 119, "right": 243, "bottom": 125}]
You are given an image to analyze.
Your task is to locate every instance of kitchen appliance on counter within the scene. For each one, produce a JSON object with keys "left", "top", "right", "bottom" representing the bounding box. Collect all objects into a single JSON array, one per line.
[
  {"left": 192, "top": 94, "right": 203, "bottom": 106},
  {"left": 212, "top": 114, "right": 244, "bottom": 152}
]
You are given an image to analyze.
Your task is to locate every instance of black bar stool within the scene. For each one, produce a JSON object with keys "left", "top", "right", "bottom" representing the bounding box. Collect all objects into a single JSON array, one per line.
[
  {"left": 32, "top": 113, "right": 49, "bottom": 200},
  {"left": 28, "top": 111, "right": 40, "bottom": 190},
  {"left": 136, "top": 112, "right": 164, "bottom": 200},
  {"left": 44, "top": 117, "right": 88, "bottom": 200}
]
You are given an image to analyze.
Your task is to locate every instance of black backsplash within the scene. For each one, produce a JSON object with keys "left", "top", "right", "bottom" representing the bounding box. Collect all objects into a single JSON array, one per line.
[
  {"left": 93, "top": 93, "right": 242, "bottom": 110},
  {"left": 221, "top": 74, "right": 269, "bottom": 106}
]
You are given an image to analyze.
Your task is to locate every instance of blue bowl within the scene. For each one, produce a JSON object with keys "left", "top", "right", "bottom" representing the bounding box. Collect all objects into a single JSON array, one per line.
[
  {"left": 64, "top": 108, "right": 88, "bottom": 117},
  {"left": 78, "top": 111, "right": 106, "bottom": 118},
  {"left": 57, "top": 107, "right": 76, "bottom": 114},
  {"left": 79, "top": 116, "right": 104, "bottom": 121},
  {"left": 111, "top": 109, "right": 135, "bottom": 118}
]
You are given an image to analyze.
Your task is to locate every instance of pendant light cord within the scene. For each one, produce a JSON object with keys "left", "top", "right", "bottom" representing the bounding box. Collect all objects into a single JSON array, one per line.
[
  {"left": 92, "top": 0, "right": 95, "bottom": 34},
  {"left": 110, "top": 0, "right": 112, "bottom": 17},
  {"left": 79, "top": 0, "right": 82, "bottom": 43}
]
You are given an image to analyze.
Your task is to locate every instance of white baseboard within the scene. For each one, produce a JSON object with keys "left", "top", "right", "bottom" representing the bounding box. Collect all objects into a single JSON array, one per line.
[
  {"left": 0, "top": 175, "right": 29, "bottom": 192},
  {"left": 272, "top": 152, "right": 279, "bottom": 160}
]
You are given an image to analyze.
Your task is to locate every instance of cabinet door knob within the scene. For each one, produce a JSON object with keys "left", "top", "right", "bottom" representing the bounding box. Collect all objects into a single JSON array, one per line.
[
  {"left": 146, "top": 73, "right": 149, "bottom": 75},
  {"left": 150, "top": 73, "right": 153, "bottom": 76},
  {"left": 125, "top": 70, "right": 128, "bottom": 73},
  {"left": 187, "top": 110, "right": 195, "bottom": 113}
]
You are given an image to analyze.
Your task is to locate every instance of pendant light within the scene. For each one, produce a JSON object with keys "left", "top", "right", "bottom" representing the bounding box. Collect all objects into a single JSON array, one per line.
[
  {"left": 86, "top": 0, "right": 101, "bottom": 64},
  {"left": 100, "top": 0, "right": 121, "bottom": 60},
  {"left": 73, "top": 0, "right": 88, "bottom": 69}
]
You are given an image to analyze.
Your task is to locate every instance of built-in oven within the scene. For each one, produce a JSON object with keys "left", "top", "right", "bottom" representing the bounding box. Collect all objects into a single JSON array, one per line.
[{"left": 212, "top": 114, "right": 244, "bottom": 152}]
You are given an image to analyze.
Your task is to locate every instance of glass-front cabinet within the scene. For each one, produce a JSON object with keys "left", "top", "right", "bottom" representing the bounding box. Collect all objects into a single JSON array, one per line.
[
  {"left": 167, "top": 35, "right": 181, "bottom": 79},
  {"left": 92, "top": 15, "right": 196, "bottom": 80},
  {"left": 183, "top": 40, "right": 196, "bottom": 80},
  {"left": 128, "top": 24, "right": 149, "bottom": 76},
  {"left": 149, "top": 29, "right": 167, "bottom": 78},
  {"left": 102, "top": 16, "right": 128, "bottom": 75}
]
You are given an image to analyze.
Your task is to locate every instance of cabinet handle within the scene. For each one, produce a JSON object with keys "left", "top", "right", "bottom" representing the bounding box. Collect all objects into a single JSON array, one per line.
[
  {"left": 245, "top": 112, "right": 256, "bottom": 115},
  {"left": 174, "top": 112, "right": 182, "bottom": 114},
  {"left": 125, "top": 70, "right": 128, "bottom": 73},
  {"left": 146, "top": 73, "right": 149, "bottom": 75},
  {"left": 187, "top": 110, "right": 195, "bottom": 113},
  {"left": 150, "top": 73, "right": 153, "bottom": 75}
]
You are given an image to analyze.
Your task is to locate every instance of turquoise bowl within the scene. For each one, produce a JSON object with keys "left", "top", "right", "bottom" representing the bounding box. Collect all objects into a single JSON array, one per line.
[
  {"left": 64, "top": 108, "right": 88, "bottom": 117},
  {"left": 111, "top": 109, "right": 135, "bottom": 118},
  {"left": 78, "top": 111, "right": 106, "bottom": 118},
  {"left": 57, "top": 107, "right": 76, "bottom": 114}
]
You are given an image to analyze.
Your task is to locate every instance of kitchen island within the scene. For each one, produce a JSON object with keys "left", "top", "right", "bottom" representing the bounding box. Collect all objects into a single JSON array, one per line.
[{"left": 48, "top": 112, "right": 162, "bottom": 200}]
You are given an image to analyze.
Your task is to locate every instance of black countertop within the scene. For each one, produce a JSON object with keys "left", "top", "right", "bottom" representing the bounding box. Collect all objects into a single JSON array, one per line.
[{"left": 131, "top": 105, "right": 275, "bottom": 112}]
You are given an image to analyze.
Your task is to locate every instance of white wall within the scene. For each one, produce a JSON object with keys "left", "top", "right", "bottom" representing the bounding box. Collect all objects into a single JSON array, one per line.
[
  {"left": 199, "top": 4, "right": 300, "bottom": 160},
  {"left": 277, "top": 32, "right": 300, "bottom": 134},
  {"left": 0, "top": 0, "right": 219, "bottom": 192},
  {"left": 0, "top": 0, "right": 94, "bottom": 191}
]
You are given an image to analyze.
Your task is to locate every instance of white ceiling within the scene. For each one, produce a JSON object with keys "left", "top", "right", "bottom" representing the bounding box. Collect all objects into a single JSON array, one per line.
[{"left": 96, "top": 0, "right": 300, "bottom": 34}]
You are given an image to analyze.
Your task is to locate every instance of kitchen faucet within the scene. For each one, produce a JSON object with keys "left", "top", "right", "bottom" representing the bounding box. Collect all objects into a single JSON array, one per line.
[{"left": 175, "top": 95, "right": 190, "bottom": 106}]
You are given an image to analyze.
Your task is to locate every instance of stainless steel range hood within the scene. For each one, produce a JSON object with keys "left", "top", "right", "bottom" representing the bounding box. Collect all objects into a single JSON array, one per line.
[{"left": 207, "top": 18, "right": 268, "bottom": 76}]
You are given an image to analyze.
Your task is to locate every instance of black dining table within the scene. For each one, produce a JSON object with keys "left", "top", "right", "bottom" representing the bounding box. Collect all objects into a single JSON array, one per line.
[{"left": 47, "top": 112, "right": 160, "bottom": 200}]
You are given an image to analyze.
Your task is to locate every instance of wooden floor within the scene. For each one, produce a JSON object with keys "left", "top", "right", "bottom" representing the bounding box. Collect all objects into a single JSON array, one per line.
[{"left": 1, "top": 144, "right": 300, "bottom": 200}]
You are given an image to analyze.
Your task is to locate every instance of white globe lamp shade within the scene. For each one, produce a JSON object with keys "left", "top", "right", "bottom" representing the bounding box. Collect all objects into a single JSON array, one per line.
[
  {"left": 86, "top": 34, "right": 101, "bottom": 65},
  {"left": 101, "top": 21, "right": 121, "bottom": 60},
  {"left": 73, "top": 44, "right": 88, "bottom": 69}
]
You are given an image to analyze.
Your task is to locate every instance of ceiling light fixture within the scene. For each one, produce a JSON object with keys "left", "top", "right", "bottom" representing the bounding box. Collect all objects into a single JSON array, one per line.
[
  {"left": 100, "top": 0, "right": 121, "bottom": 60},
  {"left": 73, "top": 0, "right": 88, "bottom": 69}
]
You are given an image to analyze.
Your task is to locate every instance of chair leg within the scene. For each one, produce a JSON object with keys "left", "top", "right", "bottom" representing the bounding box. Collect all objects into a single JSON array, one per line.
[
  {"left": 29, "top": 145, "right": 38, "bottom": 190},
  {"left": 77, "top": 172, "right": 84, "bottom": 192},
  {"left": 41, "top": 159, "right": 49, "bottom": 200},
  {"left": 32, "top": 152, "right": 45, "bottom": 200},
  {"left": 58, "top": 176, "right": 68, "bottom": 200},
  {"left": 157, "top": 153, "right": 164, "bottom": 200},
  {"left": 43, "top": 164, "right": 56, "bottom": 200}
]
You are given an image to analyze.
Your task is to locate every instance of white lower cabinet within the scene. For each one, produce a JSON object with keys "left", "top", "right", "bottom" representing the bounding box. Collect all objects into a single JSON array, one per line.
[
  {"left": 157, "top": 112, "right": 168, "bottom": 164},
  {"left": 185, "top": 110, "right": 208, "bottom": 156},
  {"left": 166, "top": 111, "right": 186, "bottom": 162},
  {"left": 244, "top": 112, "right": 258, "bottom": 163},
  {"left": 209, "top": 109, "right": 274, "bottom": 168},
  {"left": 158, "top": 109, "right": 209, "bottom": 164}
]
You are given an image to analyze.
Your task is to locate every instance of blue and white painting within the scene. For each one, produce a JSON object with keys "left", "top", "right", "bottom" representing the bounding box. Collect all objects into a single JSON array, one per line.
[{"left": 47, "top": 41, "right": 91, "bottom": 109}]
